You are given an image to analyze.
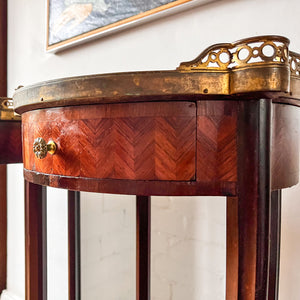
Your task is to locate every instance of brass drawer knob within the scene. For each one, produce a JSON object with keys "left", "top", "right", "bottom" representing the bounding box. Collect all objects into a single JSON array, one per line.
[{"left": 33, "top": 138, "right": 57, "bottom": 159}]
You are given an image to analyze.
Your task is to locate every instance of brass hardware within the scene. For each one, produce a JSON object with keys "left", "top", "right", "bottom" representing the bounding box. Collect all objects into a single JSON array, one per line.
[
  {"left": 0, "top": 98, "right": 21, "bottom": 121},
  {"left": 177, "top": 35, "right": 290, "bottom": 72},
  {"left": 12, "top": 36, "right": 300, "bottom": 114},
  {"left": 33, "top": 138, "right": 57, "bottom": 159},
  {"left": 289, "top": 51, "right": 300, "bottom": 78},
  {"left": 177, "top": 35, "right": 294, "bottom": 94}
]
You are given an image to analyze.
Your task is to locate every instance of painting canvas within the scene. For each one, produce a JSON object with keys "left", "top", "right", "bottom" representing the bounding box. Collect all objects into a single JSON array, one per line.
[{"left": 47, "top": 0, "right": 216, "bottom": 52}]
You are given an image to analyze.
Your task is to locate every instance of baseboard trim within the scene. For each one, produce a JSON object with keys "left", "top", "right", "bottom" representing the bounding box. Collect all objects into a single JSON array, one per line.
[{"left": 1, "top": 290, "right": 23, "bottom": 300}]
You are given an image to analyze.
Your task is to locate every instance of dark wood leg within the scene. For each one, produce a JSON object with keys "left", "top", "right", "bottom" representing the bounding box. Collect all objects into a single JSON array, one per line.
[
  {"left": 236, "top": 99, "right": 272, "bottom": 300},
  {"left": 226, "top": 192, "right": 282, "bottom": 300},
  {"left": 25, "top": 181, "right": 47, "bottom": 300},
  {"left": 68, "top": 191, "right": 81, "bottom": 300},
  {"left": 136, "top": 196, "right": 151, "bottom": 300},
  {"left": 268, "top": 190, "right": 281, "bottom": 300},
  {"left": 0, "top": 165, "right": 7, "bottom": 293},
  {"left": 226, "top": 196, "right": 238, "bottom": 300}
]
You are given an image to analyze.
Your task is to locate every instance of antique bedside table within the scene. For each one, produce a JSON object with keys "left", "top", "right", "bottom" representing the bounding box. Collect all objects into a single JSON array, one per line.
[
  {"left": 13, "top": 36, "right": 300, "bottom": 300},
  {"left": 0, "top": 98, "right": 22, "bottom": 294}
]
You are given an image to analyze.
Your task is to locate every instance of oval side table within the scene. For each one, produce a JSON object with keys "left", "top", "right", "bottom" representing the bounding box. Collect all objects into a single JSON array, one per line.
[{"left": 14, "top": 36, "right": 300, "bottom": 300}]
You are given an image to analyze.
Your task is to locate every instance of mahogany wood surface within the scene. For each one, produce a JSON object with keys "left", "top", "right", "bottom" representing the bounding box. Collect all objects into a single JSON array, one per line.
[
  {"left": 268, "top": 190, "right": 281, "bottom": 300},
  {"left": 236, "top": 99, "right": 272, "bottom": 300},
  {"left": 68, "top": 191, "right": 81, "bottom": 300},
  {"left": 197, "top": 101, "right": 237, "bottom": 182},
  {"left": 271, "top": 104, "right": 300, "bottom": 189},
  {"left": 0, "top": 165, "right": 7, "bottom": 293},
  {"left": 23, "top": 169, "right": 236, "bottom": 196},
  {"left": 136, "top": 196, "right": 151, "bottom": 300},
  {"left": 226, "top": 192, "right": 282, "bottom": 300},
  {"left": 19, "top": 93, "right": 300, "bottom": 299},
  {"left": 25, "top": 181, "right": 47, "bottom": 300},
  {"left": 23, "top": 102, "right": 196, "bottom": 181},
  {"left": 226, "top": 196, "right": 238, "bottom": 300},
  {"left": 0, "top": 121, "right": 22, "bottom": 164},
  {"left": 0, "top": 2, "right": 15, "bottom": 296},
  {"left": 22, "top": 99, "right": 299, "bottom": 194}
]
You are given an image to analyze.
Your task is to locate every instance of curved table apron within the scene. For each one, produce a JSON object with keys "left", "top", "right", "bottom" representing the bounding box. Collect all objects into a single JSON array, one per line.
[
  {"left": 20, "top": 99, "right": 299, "bottom": 196},
  {"left": 13, "top": 35, "right": 300, "bottom": 300}
]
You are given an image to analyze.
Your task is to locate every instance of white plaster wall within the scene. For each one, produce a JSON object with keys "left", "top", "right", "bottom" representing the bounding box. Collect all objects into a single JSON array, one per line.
[
  {"left": 151, "top": 196, "right": 226, "bottom": 300},
  {"left": 4, "top": 0, "right": 300, "bottom": 299},
  {"left": 6, "top": 164, "right": 24, "bottom": 300},
  {"left": 80, "top": 193, "right": 136, "bottom": 299},
  {"left": 46, "top": 188, "right": 68, "bottom": 300}
]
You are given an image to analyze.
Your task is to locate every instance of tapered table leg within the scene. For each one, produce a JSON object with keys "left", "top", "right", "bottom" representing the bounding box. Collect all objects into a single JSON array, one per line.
[
  {"left": 236, "top": 99, "right": 272, "bottom": 300},
  {"left": 226, "top": 192, "right": 282, "bottom": 300},
  {"left": 226, "top": 196, "right": 238, "bottom": 300},
  {"left": 268, "top": 190, "right": 281, "bottom": 300},
  {"left": 136, "top": 196, "right": 151, "bottom": 300},
  {"left": 25, "top": 181, "right": 47, "bottom": 300},
  {"left": 68, "top": 191, "right": 81, "bottom": 300}
]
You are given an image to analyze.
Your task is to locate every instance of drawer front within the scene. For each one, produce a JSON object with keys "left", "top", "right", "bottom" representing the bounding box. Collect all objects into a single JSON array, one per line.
[{"left": 23, "top": 101, "right": 196, "bottom": 181}]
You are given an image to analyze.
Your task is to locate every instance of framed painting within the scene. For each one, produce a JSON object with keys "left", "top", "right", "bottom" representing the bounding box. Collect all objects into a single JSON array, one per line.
[{"left": 47, "top": 0, "right": 217, "bottom": 52}]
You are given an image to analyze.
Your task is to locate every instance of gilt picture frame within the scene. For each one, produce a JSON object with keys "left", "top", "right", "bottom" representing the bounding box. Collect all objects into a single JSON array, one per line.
[{"left": 47, "top": 0, "right": 217, "bottom": 52}]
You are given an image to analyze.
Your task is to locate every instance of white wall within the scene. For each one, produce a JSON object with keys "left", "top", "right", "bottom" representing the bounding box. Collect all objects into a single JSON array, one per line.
[
  {"left": 4, "top": 0, "right": 300, "bottom": 299},
  {"left": 80, "top": 193, "right": 136, "bottom": 299}
]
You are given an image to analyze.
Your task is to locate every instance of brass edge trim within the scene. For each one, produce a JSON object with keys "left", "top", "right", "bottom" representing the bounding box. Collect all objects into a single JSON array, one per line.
[
  {"left": 177, "top": 35, "right": 290, "bottom": 72},
  {"left": 0, "top": 98, "right": 21, "bottom": 121},
  {"left": 13, "top": 36, "right": 300, "bottom": 113},
  {"left": 289, "top": 51, "right": 300, "bottom": 77}
]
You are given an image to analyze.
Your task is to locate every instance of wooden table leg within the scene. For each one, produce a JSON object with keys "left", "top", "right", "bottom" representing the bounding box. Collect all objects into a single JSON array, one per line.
[
  {"left": 226, "top": 192, "right": 282, "bottom": 300},
  {"left": 235, "top": 99, "right": 273, "bottom": 300},
  {"left": 25, "top": 181, "right": 47, "bottom": 300},
  {"left": 268, "top": 190, "right": 281, "bottom": 300},
  {"left": 0, "top": 165, "right": 7, "bottom": 293},
  {"left": 136, "top": 196, "right": 151, "bottom": 300},
  {"left": 68, "top": 191, "right": 81, "bottom": 300},
  {"left": 226, "top": 196, "right": 238, "bottom": 300}
]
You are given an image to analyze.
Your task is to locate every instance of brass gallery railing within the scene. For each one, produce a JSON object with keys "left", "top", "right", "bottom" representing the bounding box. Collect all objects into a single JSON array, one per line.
[{"left": 13, "top": 35, "right": 300, "bottom": 113}]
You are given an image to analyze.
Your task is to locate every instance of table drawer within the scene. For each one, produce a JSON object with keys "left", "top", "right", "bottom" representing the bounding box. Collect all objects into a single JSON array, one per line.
[{"left": 22, "top": 101, "right": 196, "bottom": 181}]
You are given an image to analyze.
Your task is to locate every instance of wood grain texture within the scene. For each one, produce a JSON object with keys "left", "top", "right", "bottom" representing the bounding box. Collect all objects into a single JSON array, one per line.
[
  {"left": 271, "top": 103, "right": 300, "bottom": 189},
  {"left": 268, "top": 190, "right": 281, "bottom": 300},
  {"left": 23, "top": 102, "right": 196, "bottom": 181},
  {"left": 25, "top": 181, "right": 47, "bottom": 300},
  {"left": 68, "top": 191, "right": 81, "bottom": 300},
  {"left": 0, "top": 121, "right": 22, "bottom": 164},
  {"left": 226, "top": 196, "right": 238, "bottom": 300},
  {"left": 24, "top": 168, "right": 236, "bottom": 196},
  {"left": 236, "top": 99, "right": 272, "bottom": 300},
  {"left": 197, "top": 101, "right": 237, "bottom": 182}
]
